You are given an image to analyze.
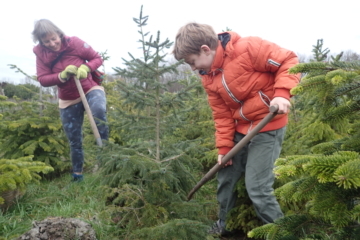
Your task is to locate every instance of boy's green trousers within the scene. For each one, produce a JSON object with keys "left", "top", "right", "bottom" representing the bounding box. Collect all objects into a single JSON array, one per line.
[{"left": 217, "top": 127, "right": 285, "bottom": 224}]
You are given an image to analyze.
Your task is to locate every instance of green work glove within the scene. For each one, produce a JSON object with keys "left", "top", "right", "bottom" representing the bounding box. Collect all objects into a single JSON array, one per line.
[
  {"left": 77, "top": 64, "right": 90, "bottom": 80},
  {"left": 60, "top": 65, "right": 77, "bottom": 80}
]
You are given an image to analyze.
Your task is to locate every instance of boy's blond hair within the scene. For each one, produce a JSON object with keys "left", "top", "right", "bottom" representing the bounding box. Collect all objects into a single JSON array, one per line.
[{"left": 172, "top": 22, "right": 218, "bottom": 61}]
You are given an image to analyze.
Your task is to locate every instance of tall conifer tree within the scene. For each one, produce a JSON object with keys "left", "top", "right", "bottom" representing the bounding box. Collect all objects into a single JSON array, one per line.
[{"left": 96, "top": 6, "right": 213, "bottom": 239}]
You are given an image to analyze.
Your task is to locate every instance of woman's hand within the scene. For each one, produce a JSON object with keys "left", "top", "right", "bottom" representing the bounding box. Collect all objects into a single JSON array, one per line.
[
  {"left": 60, "top": 65, "right": 77, "bottom": 80},
  {"left": 77, "top": 64, "right": 90, "bottom": 80}
]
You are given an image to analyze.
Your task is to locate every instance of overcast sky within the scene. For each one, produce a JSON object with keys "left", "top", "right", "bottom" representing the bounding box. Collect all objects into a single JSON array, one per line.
[{"left": 1, "top": 0, "right": 359, "bottom": 84}]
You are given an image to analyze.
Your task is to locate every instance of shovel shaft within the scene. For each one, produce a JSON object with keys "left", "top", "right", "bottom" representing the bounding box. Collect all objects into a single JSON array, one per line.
[
  {"left": 187, "top": 105, "right": 279, "bottom": 201},
  {"left": 74, "top": 77, "right": 103, "bottom": 147}
]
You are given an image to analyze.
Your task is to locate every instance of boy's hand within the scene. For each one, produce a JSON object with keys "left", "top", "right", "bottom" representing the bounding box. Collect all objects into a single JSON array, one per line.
[
  {"left": 270, "top": 97, "right": 291, "bottom": 114},
  {"left": 218, "top": 154, "right": 232, "bottom": 167}
]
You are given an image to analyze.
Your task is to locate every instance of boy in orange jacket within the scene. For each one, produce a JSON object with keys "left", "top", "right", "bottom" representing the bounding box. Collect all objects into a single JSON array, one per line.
[{"left": 173, "top": 22, "right": 300, "bottom": 236}]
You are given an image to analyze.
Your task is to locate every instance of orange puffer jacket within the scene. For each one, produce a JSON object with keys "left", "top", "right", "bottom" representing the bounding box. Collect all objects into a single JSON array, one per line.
[{"left": 201, "top": 32, "right": 300, "bottom": 155}]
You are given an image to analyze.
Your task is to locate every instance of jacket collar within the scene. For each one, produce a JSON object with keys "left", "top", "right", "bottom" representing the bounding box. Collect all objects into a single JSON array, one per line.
[{"left": 207, "top": 32, "right": 240, "bottom": 75}]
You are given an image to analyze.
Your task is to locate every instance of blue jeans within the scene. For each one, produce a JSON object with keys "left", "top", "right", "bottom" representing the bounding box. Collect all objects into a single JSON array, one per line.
[{"left": 60, "top": 90, "right": 109, "bottom": 173}]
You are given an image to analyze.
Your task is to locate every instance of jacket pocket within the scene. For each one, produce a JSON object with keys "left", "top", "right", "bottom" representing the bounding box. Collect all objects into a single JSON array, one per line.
[{"left": 239, "top": 91, "right": 271, "bottom": 121}]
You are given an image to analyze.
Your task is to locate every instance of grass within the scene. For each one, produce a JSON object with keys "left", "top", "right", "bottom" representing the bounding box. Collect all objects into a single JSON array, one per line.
[
  {"left": 0, "top": 167, "right": 247, "bottom": 240},
  {"left": 0, "top": 171, "right": 229, "bottom": 240},
  {"left": 0, "top": 172, "right": 119, "bottom": 240},
  {"left": 0, "top": 152, "right": 230, "bottom": 240},
  {"left": 0, "top": 172, "right": 226, "bottom": 240}
]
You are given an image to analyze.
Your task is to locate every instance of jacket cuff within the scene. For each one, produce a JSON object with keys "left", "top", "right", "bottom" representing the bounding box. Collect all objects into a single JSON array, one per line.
[
  {"left": 273, "top": 88, "right": 291, "bottom": 100},
  {"left": 218, "top": 147, "right": 232, "bottom": 155},
  {"left": 58, "top": 73, "right": 67, "bottom": 83}
]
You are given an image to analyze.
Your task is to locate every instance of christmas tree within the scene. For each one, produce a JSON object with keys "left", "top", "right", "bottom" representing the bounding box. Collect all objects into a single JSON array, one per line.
[
  {"left": 249, "top": 40, "right": 360, "bottom": 239},
  {"left": 95, "top": 6, "right": 214, "bottom": 239}
]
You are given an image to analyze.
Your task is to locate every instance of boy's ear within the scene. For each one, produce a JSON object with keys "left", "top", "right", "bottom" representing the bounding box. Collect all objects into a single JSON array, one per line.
[{"left": 200, "top": 45, "right": 211, "bottom": 54}]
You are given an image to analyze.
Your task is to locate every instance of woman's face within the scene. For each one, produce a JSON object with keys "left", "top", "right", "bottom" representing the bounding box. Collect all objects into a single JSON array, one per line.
[{"left": 41, "top": 33, "right": 61, "bottom": 51}]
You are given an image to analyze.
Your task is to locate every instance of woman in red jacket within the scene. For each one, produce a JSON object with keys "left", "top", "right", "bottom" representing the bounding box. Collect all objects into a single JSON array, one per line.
[{"left": 32, "top": 19, "right": 109, "bottom": 182}]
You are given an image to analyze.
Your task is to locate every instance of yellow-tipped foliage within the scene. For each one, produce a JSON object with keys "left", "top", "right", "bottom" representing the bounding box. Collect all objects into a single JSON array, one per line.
[
  {"left": 333, "top": 159, "right": 360, "bottom": 189},
  {"left": 288, "top": 62, "right": 328, "bottom": 74},
  {"left": 304, "top": 151, "right": 358, "bottom": 182},
  {"left": 0, "top": 156, "right": 54, "bottom": 204}
]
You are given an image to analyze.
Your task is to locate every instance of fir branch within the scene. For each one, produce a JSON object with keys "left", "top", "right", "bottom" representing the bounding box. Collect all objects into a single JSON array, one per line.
[
  {"left": 160, "top": 153, "right": 184, "bottom": 163},
  {"left": 7, "top": 64, "right": 37, "bottom": 81}
]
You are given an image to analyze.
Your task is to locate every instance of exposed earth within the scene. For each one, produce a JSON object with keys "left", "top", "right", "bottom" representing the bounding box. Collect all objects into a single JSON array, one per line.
[{"left": 16, "top": 217, "right": 97, "bottom": 240}]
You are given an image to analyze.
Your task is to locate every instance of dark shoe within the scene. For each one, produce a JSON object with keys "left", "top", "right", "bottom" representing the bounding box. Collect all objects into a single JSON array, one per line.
[
  {"left": 208, "top": 219, "right": 235, "bottom": 236},
  {"left": 71, "top": 173, "right": 83, "bottom": 182}
]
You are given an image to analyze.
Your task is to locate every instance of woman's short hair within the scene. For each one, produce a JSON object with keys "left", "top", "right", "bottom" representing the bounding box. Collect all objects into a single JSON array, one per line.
[{"left": 32, "top": 19, "right": 65, "bottom": 44}]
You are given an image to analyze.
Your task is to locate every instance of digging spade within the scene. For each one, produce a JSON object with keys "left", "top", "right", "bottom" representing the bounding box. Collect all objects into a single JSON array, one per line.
[
  {"left": 187, "top": 105, "right": 279, "bottom": 201},
  {"left": 74, "top": 76, "right": 103, "bottom": 147}
]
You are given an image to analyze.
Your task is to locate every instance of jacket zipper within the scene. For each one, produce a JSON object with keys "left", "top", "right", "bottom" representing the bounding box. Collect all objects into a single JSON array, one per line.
[
  {"left": 219, "top": 69, "right": 251, "bottom": 124},
  {"left": 219, "top": 69, "right": 243, "bottom": 105},
  {"left": 220, "top": 69, "right": 272, "bottom": 133}
]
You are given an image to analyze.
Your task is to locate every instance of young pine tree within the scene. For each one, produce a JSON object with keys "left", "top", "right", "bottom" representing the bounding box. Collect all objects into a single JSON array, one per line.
[
  {"left": 0, "top": 155, "right": 53, "bottom": 212},
  {"left": 3, "top": 65, "right": 71, "bottom": 176},
  {"left": 248, "top": 40, "right": 360, "bottom": 240},
  {"left": 282, "top": 39, "right": 357, "bottom": 156},
  {"left": 0, "top": 94, "right": 69, "bottom": 177},
  {"left": 96, "top": 6, "right": 214, "bottom": 240}
]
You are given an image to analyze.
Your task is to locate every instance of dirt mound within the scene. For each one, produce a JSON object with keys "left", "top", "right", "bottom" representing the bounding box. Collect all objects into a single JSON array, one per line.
[{"left": 16, "top": 217, "right": 97, "bottom": 240}]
